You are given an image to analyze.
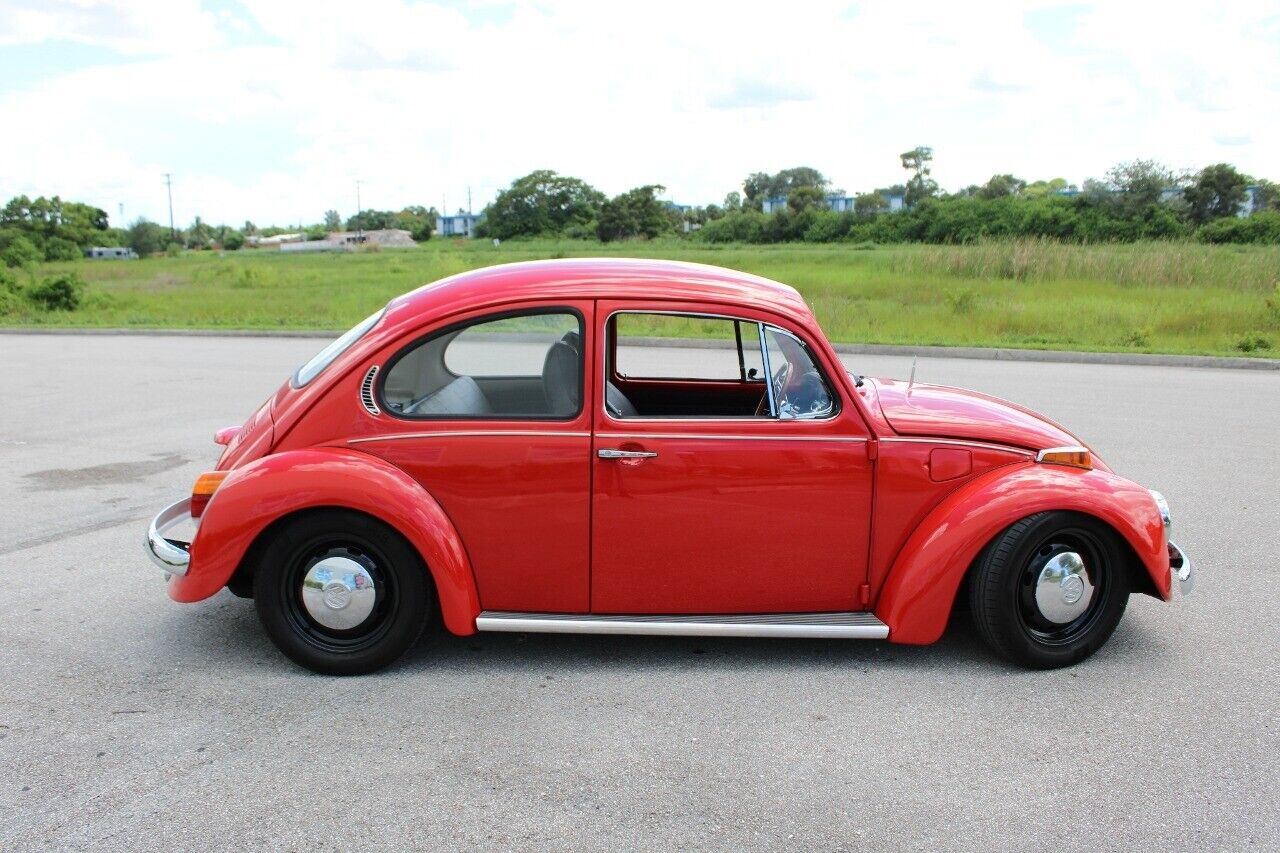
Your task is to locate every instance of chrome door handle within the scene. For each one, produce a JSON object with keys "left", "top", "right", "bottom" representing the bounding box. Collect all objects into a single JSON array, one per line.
[{"left": 598, "top": 448, "right": 658, "bottom": 459}]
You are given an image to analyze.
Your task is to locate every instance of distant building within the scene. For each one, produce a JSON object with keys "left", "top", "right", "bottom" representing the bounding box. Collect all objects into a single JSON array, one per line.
[
  {"left": 437, "top": 212, "right": 483, "bottom": 238},
  {"left": 246, "top": 233, "right": 304, "bottom": 248},
  {"left": 84, "top": 246, "right": 138, "bottom": 260},
  {"left": 329, "top": 229, "right": 417, "bottom": 248},
  {"left": 762, "top": 193, "right": 905, "bottom": 214}
]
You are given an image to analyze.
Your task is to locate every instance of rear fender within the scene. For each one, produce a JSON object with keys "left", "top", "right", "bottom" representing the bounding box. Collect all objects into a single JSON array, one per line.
[
  {"left": 875, "top": 461, "right": 1168, "bottom": 645},
  {"left": 172, "top": 448, "right": 480, "bottom": 636}
]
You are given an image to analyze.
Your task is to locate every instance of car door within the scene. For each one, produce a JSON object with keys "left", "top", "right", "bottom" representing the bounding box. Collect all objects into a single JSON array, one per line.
[
  {"left": 590, "top": 300, "right": 874, "bottom": 614},
  {"left": 360, "top": 300, "right": 594, "bottom": 613}
]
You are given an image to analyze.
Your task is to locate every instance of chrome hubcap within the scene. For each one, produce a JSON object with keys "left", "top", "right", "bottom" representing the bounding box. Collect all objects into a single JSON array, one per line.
[
  {"left": 1033, "top": 551, "right": 1094, "bottom": 623},
  {"left": 300, "top": 555, "right": 377, "bottom": 631}
]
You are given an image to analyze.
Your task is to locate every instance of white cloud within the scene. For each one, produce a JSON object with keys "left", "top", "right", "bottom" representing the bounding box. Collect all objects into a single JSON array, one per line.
[{"left": 0, "top": 0, "right": 1276, "bottom": 226}]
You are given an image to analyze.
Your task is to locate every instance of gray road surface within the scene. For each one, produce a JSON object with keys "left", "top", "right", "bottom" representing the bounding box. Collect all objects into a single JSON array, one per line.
[{"left": 0, "top": 333, "right": 1277, "bottom": 850}]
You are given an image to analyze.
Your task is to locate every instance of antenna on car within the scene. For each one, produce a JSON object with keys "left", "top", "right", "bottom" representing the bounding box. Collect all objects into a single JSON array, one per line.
[{"left": 908, "top": 357, "right": 918, "bottom": 393}]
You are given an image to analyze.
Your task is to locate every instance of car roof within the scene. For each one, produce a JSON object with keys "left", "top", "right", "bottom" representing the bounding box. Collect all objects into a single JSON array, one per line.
[{"left": 387, "top": 258, "right": 813, "bottom": 325}]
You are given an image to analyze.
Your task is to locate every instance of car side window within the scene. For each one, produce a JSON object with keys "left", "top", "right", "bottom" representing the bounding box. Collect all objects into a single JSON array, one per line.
[
  {"left": 381, "top": 310, "right": 583, "bottom": 419},
  {"left": 606, "top": 312, "right": 835, "bottom": 420},
  {"left": 762, "top": 326, "right": 837, "bottom": 420}
]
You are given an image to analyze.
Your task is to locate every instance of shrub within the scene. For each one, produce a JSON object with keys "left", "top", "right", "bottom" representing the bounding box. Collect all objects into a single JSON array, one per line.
[
  {"left": 1265, "top": 282, "right": 1280, "bottom": 324},
  {"left": 1124, "top": 327, "right": 1152, "bottom": 348},
  {"left": 0, "top": 267, "right": 20, "bottom": 315},
  {"left": 945, "top": 288, "right": 977, "bottom": 314},
  {"left": 165, "top": 242, "right": 183, "bottom": 257},
  {"left": 2, "top": 235, "right": 41, "bottom": 268},
  {"left": 26, "top": 272, "right": 86, "bottom": 311},
  {"left": 43, "top": 236, "right": 83, "bottom": 262},
  {"left": 1234, "top": 333, "right": 1272, "bottom": 353}
]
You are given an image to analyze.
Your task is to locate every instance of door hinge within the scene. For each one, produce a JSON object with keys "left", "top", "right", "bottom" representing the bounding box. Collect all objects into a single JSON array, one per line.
[
  {"left": 859, "top": 583, "right": 871, "bottom": 607},
  {"left": 865, "top": 440, "right": 878, "bottom": 461}
]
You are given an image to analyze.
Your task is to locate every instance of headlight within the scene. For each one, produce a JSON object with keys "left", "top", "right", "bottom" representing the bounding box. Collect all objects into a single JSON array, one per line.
[{"left": 1149, "top": 489, "right": 1171, "bottom": 533}]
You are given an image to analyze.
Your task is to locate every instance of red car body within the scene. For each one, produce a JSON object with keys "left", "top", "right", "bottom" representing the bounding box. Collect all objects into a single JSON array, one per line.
[{"left": 145, "top": 258, "right": 1190, "bottom": 666}]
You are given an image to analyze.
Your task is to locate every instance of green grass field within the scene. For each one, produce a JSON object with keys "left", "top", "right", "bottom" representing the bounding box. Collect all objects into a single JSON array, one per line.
[{"left": 5, "top": 239, "right": 1279, "bottom": 357}]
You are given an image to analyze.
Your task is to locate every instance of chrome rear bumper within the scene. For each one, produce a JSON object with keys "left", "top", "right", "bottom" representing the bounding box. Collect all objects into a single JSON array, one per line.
[
  {"left": 144, "top": 498, "right": 194, "bottom": 576},
  {"left": 1169, "top": 540, "right": 1193, "bottom": 597}
]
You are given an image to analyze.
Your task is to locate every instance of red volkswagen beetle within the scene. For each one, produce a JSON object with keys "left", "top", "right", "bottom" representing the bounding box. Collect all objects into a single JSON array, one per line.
[{"left": 144, "top": 259, "right": 1192, "bottom": 674}]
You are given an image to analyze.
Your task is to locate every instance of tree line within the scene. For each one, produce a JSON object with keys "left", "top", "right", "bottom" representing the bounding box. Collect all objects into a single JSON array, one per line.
[{"left": 4, "top": 151, "right": 1279, "bottom": 266}]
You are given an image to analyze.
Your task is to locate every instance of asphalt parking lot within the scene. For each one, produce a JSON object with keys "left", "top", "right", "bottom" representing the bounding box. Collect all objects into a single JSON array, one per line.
[{"left": 1, "top": 331, "right": 1277, "bottom": 850}]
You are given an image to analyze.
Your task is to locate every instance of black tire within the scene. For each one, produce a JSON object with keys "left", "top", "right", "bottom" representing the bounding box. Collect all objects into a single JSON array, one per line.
[
  {"left": 252, "top": 509, "right": 432, "bottom": 675},
  {"left": 968, "top": 511, "right": 1128, "bottom": 669}
]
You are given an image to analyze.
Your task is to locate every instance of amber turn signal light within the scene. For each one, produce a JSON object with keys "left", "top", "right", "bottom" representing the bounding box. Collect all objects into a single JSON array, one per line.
[
  {"left": 190, "top": 471, "right": 229, "bottom": 518},
  {"left": 1035, "top": 447, "right": 1092, "bottom": 470}
]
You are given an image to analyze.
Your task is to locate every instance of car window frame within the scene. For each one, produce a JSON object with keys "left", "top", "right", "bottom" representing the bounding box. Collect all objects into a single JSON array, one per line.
[
  {"left": 377, "top": 305, "right": 586, "bottom": 422},
  {"left": 612, "top": 313, "right": 765, "bottom": 384},
  {"left": 603, "top": 308, "right": 840, "bottom": 423}
]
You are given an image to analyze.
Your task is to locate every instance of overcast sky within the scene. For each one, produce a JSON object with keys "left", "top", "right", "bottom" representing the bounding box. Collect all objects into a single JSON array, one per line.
[{"left": 1, "top": 0, "right": 1276, "bottom": 228}]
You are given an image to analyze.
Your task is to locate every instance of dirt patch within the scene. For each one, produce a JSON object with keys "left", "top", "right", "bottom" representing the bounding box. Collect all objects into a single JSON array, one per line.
[{"left": 24, "top": 453, "right": 187, "bottom": 491}]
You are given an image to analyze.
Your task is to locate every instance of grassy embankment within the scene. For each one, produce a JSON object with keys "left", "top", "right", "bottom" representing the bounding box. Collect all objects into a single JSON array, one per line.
[{"left": 4, "top": 239, "right": 1279, "bottom": 357}]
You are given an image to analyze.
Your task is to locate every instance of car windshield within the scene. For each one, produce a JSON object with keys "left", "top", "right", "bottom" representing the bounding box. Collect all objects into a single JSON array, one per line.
[{"left": 292, "top": 309, "right": 384, "bottom": 387}]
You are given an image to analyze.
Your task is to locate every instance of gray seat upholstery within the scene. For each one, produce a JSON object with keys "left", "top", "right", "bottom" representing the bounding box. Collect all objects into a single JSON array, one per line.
[
  {"left": 605, "top": 381, "right": 638, "bottom": 418},
  {"left": 404, "top": 375, "right": 493, "bottom": 417},
  {"left": 542, "top": 331, "right": 581, "bottom": 416}
]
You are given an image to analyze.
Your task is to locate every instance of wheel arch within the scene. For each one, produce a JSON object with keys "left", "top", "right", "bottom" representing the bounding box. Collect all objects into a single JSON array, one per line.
[
  {"left": 172, "top": 448, "right": 481, "bottom": 636},
  {"left": 875, "top": 461, "right": 1169, "bottom": 645}
]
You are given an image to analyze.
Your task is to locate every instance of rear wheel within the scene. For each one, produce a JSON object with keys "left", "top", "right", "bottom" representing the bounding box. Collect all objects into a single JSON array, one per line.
[
  {"left": 969, "top": 511, "right": 1128, "bottom": 669},
  {"left": 252, "top": 510, "right": 431, "bottom": 675}
]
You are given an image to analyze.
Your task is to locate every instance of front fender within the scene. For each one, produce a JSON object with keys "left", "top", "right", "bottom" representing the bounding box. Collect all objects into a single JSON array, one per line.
[
  {"left": 171, "top": 448, "right": 481, "bottom": 636},
  {"left": 875, "top": 461, "right": 1168, "bottom": 645}
]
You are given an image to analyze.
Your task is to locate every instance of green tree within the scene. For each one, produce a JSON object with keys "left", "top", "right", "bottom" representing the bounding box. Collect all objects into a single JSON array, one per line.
[
  {"left": 323, "top": 210, "right": 341, "bottom": 231},
  {"left": 722, "top": 191, "right": 742, "bottom": 212},
  {"left": 126, "top": 219, "right": 166, "bottom": 257},
  {"left": 742, "top": 168, "right": 828, "bottom": 206},
  {"left": 900, "top": 146, "right": 938, "bottom": 206},
  {"left": 854, "top": 191, "right": 889, "bottom": 216},
  {"left": 186, "top": 216, "right": 215, "bottom": 249},
  {"left": 1183, "top": 163, "right": 1249, "bottom": 223},
  {"left": 222, "top": 230, "right": 245, "bottom": 251},
  {"left": 1101, "top": 159, "right": 1177, "bottom": 217},
  {"left": 43, "top": 236, "right": 82, "bottom": 261},
  {"left": 1024, "top": 178, "right": 1071, "bottom": 199},
  {"left": 482, "top": 170, "right": 605, "bottom": 239},
  {"left": 2, "top": 235, "right": 41, "bottom": 268},
  {"left": 597, "top": 185, "right": 672, "bottom": 242},
  {"left": 786, "top": 185, "right": 828, "bottom": 213},
  {"left": 978, "top": 174, "right": 1026, "bottom": 199},
  {"left": 394, "top": 205, "right": 437, "bottom": 241}
]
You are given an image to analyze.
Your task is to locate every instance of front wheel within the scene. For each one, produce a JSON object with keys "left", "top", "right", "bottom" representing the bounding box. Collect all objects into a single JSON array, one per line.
[
  {"left": 252, "top": 510, "right": 432, "bottom": 675},
  {"left": 968, "top": 511, "right": 1129, "bottom": 669}
]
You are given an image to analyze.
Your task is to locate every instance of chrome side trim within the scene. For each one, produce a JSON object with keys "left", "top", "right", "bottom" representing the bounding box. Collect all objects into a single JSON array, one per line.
[
  {"left": 881, "top": 436, "right": 1034, "bottom": 456},
  {"left": 359, "top": 365, "right": 381, "bottom": 416},
  {"left": 1036, "top": 444, "right": 1089, "bottom": 462},
  {"left": 601, "top": 432, "right": 867, "bottom": 443},
  {"left": 1169, "top": 541, "right": 1194, "bottom": 596},
  {"left": 347, "top": 430, "right": 590, "bottom": 444},
  {"left": 144, "top": 498, "right": 194, "bottom": 576},
  {"left": 475, "top": 610, "right": 890, "bottom": 639}
]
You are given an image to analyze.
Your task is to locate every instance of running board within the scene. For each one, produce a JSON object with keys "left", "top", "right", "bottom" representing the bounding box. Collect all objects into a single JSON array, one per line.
[{"left": 475, "top": 611, "right": 889, "bottom": 639}]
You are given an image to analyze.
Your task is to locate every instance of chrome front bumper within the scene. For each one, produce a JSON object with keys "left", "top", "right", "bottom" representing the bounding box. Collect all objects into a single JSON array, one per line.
[
  {"left": 1169, "top": 540, "right": 1193, "bottom": 597},
  {"left": 144, "top": 498, "right": 195, "bottom": 577}
]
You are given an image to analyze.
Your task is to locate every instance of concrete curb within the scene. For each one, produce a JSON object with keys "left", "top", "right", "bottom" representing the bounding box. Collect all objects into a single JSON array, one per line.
[{"left": 2, "top": 326, "right": 1277, "bottom": 371}]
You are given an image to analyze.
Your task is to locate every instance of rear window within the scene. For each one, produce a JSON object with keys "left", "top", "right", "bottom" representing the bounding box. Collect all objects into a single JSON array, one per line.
[{"left": 291, "top": 309, "right": 384, "bottom": 387}]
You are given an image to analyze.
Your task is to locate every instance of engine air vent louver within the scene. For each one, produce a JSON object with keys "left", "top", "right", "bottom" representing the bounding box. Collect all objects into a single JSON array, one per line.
[{"left": 359, "top": 365, "right": 381, "bottom": 416}]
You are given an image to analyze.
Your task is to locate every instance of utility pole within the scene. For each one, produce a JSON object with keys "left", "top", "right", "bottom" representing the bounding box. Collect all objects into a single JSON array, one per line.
[
  {"left": 163, "top": 173, "right": 175, "bottom": 240},
  {"left": 467, "top": 186, "right": 472, "bottom": 215},
  {"left": 355, "top": 179, "right": 363, "bottom": 243},
  {"left": 117, "top": 202, "right": 124, "bottom": 227}
]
